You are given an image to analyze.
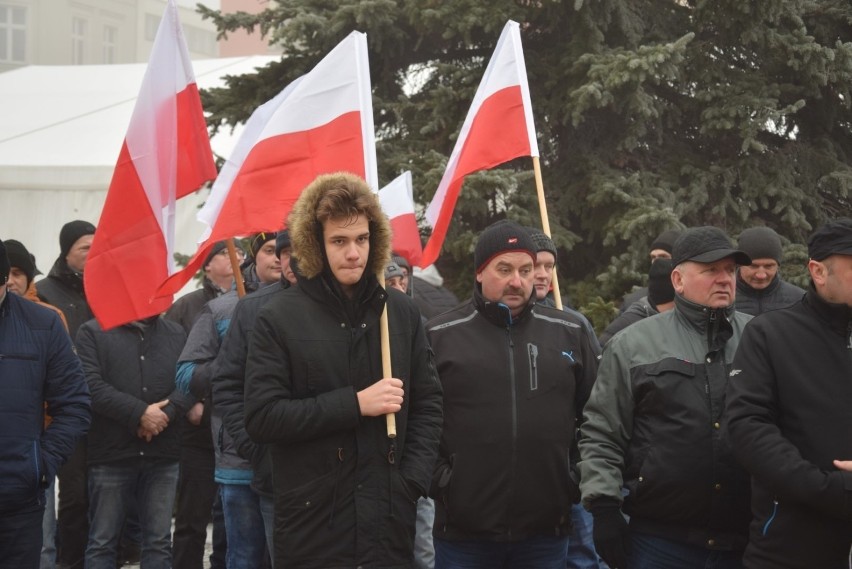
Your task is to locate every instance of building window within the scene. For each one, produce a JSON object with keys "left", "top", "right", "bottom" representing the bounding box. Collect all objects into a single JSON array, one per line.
[
  {"left": 72, "top": 17, "right": 87, "bottom": 64},
  {"left": 0, "top": 4, "right": 27, "bottom": 63},
  {"left": 144, "top": 14, "right": 159, "bottom": 41},
  {"left": 103, "top": 25, "right": 116, "bottom": 63},
  {"left": 184, "top": 24, "right": 217, "bottom": 56}
]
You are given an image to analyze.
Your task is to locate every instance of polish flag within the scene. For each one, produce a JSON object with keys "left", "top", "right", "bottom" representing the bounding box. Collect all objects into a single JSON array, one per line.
[
  {"left": 379, "top": 171, "right": 422, "bottom": 266},
  {"left": 85, "top": 0, "right": 216, "bottom": 329},
  {"left": 420, "top": 20, "right": 538, "bottom": 267},
  {"left": 156, "top": 31, "right": 377, "bottom": 296}
]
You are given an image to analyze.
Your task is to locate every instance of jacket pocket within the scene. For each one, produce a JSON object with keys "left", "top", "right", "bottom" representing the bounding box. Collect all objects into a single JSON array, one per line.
[{"left": 0, "top": 436, "right": 42, "bottom": 507}]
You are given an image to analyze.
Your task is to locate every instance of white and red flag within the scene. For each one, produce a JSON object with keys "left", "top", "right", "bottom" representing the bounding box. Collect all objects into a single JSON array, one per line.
[
  {"left": 85, "top": 0, "right": 216, "bottom": 329},
  {"left": 379, "top": 171, "right": 422, "bottom": 267},
  {"left": 157, "top": 30, "right": 377, "bottom": 296},
  {"left": 420, "top": 20, "right": 538, "bottom": 267}
]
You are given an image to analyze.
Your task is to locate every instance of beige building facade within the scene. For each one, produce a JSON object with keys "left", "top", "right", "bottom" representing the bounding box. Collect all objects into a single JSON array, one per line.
[{"left": 0, "top": 0, "right": 221, "bottom": 72}]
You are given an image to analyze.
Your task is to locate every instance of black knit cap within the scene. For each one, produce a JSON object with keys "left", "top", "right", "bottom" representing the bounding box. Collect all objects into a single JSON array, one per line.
[
  {"left": 275, "top": 230, "right": 291, "bottom": 257},
  {"left": 474, "top": 220, "right": 537, "bottom": 273},
  {"left": 3, "top": 239, "right": 37, "bottom": 285},
  {"left": 647, "top": 258, "right": 675, "bottom": 307},
  {"left": 650, "top": 229, "right": 681, "bottom": 254},
  {"left": 202, "top": 241, "right": 229, "bottom": 269},
  {"left": 808, "top": 218, "right": 852, "bottom": 261},
  {"left": 525, "top": 226, "right": 558, "bottom": 261},
  {"left": 671, "top": 226, "right": 751, "bottom": 267},
  {"left": 249, "top": 231, "right": 278, "bottom": 258},
  {"left": 0, "top": 239, "right": 9, "bottom": 284},
  {"left": 59, "top": 220, "right": 96, "bottom": 258},
  {"left": 738, "top": 227, "right": 782, "bottom": 263}
]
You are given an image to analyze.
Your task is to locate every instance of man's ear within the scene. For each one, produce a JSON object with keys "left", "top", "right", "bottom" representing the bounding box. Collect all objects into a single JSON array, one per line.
[
  {"left": 671, "top": 266, "right": 685, "bottom": 295},
  {"left": 808, "top": 259, "right": 827, "bottom": 287}
]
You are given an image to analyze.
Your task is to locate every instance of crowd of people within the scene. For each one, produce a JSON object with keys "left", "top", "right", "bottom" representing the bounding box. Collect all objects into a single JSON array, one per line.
[{"left": 1, "top": 171, "right": 850, "bottom": 569}]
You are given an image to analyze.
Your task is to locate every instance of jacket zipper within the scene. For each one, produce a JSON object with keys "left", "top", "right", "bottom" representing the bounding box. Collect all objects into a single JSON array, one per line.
[
  {"left": 528, "top": 343, "right": 538, "bottom": 391},
  {"left": 506, "top": 326, "right": 517, "bottom": 539}
]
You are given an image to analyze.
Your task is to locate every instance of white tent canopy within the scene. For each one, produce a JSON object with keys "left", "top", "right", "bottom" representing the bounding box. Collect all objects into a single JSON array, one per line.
[{"left": 0, "top": 55, "right": 277, "bottom": 296}]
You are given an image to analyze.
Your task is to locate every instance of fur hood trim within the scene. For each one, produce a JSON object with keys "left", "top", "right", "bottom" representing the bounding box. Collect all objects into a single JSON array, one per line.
[{"left": 288, "top": 172, "right": 392, "bottom": 280}]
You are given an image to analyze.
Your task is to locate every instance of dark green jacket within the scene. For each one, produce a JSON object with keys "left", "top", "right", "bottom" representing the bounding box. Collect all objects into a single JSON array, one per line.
[{"left": 579, "top": 295, "right": 752, "bottom": 550}]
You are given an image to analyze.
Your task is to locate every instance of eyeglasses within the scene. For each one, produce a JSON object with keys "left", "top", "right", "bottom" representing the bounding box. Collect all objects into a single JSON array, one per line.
[{"left": 217, "top": 248, "right": 246, "bottom": 259}]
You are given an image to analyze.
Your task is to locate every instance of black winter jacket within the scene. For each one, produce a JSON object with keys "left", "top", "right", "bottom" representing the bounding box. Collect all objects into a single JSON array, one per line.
[
  {"left": 35, "top": 258, "right": 93, "bottom": 341},
  {"left": 244, "top": 273, "right": 443, "bottom": 568},
  {"left": 165, "top": 277, "right": 225, "bottom": 449},
  {"left": 735, "top": 275, "right": 804, "bottom": 316},
  {"left": 76, "top": 317, "right": 190, "bottom": 465},
  {"left": 0, "top": 292, "right": 91, "bottom": 511},
  {"left": 599, "top": 295, "right": 660, "bottom": 345},
  {"left": 214, "top": 280, "right": 290, "bottom": 498},
  {"left": 727, "top": 288, "right": 852, "bottom": 568},
  {"left": 426, "top": 288, "right": 599, "bottom": 541}
]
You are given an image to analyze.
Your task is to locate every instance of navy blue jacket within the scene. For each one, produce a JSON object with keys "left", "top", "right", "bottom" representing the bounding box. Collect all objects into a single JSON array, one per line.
[{"left": 0, "top": 292, "right": 91, "bottom": 511}]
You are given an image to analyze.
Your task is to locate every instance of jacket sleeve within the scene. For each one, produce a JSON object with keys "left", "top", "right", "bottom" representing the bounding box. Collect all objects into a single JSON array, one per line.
[
  {"left": 396, "top": 303, "right": 443, "bottom": 498},
  {"left": 76, "top": 323, "right": 148, "bottom": 434},
  {"left": 40, "top": 313, "right": 91, "bottom": 480},
  {"left": 244, "top": 308, "right": 362, "bottom": 444},
  {"left": 726, "top": 321, "right": 852, "bottom": 521},
  {"left": 176, "top": 306, "right": 219, "bottom": 397},
  {"left": 215, "top": 299, "right": 262, "bottom": 465},
  {"left": 578, "top": 334, "right": 635, "bottom": 508}
]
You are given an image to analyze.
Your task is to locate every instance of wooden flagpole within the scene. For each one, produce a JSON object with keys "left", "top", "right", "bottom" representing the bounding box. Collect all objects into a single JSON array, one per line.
[
  {"left": 532, "top": 156, "right": 563, "bottom": 311},
  {"left": 225, "top": 238, "right": 246, "bottom": 298},
  {"left": 378, "top": 273, "right": 397, "bottom": 438}
]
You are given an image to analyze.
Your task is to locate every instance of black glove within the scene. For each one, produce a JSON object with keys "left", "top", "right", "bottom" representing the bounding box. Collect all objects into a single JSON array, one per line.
[{"left": 589, "top": 498, "right": 629, "bottom": 569}]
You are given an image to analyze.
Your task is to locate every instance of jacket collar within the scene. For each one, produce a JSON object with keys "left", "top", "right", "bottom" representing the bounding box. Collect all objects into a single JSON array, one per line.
[
  {"left": 296, "top": 268, "right": 386, "bottom": 327},
  {"left": 803, "top": 285, "right": 852, "bottom": 341},
  {"left": 473, "top": 284, "right": 535, "bottom": 328},
  {"left": 736, "top": 274, "right": 781, "bottom": 297},
  {"left": 673, "top": 294, "right": 736, "bottom": 351},
  {"left": 47, "top": 257, "right": 85, "bottom": 297}
]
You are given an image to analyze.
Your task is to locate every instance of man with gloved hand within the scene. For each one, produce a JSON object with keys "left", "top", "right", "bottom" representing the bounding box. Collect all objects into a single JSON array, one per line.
[{"left": 578, "top": 227, "right": 753, "bottom": 568}]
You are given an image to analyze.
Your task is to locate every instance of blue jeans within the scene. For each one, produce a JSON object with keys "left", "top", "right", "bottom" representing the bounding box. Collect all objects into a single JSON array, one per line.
[
  {"left": 0, "top": 501, "right": 44, "bottom": 569},
  {"left": 568, "top": 503, "right": 607, "bottom": 569},
  {"left": 629, "top": 533, "right": 743, "bottom": 569},
  {"left": 435, "top": 535, "right": 569, "bottom": 569},
  {"left": 259, "top": 492, "right": 275, "bottom": 566},
  {"left": 220, "top": 483, "right": 268, "bottom": 569},
  {"left": 85, "top": 459, "right": 179, "bottom": 569},
  {"left": 40, "top": 477, "right": 56, "bottom": 569}
]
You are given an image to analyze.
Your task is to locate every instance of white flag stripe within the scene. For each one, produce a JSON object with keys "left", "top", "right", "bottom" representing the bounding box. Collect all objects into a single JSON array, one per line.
[
  {"left": 379, "top": 171, "right": 415, "bottom": 218},
  {"left": 196, "top": 31, "right": 377, "bottom": 243},
  {"left": 124, "top": 0, "right": 196, "bottom": 270},
  {"left": 425, "top": 20, "right": 537, "bottom": 227}
]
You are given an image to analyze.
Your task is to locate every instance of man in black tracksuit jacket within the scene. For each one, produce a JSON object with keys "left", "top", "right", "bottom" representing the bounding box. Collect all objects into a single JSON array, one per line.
[
  {"left": 426, "top": 221, "right": 599, "bottom": 568},
  {"left": 243, "top": 173, "right": 443, "bottom": 568},
  {"left": 726, "top": 218, "right": 852, "bottom": 569}
]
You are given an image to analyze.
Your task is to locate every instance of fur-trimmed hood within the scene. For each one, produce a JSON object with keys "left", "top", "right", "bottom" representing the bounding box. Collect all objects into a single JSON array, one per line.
[{"left": 288, "top": 172, "right": 392, "bottom": 280}]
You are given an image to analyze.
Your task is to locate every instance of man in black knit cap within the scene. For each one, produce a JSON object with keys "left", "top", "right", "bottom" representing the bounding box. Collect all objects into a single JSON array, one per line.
[
  {"left": 619, "top": 229, "right": 681, "bottom": 313},
  {"left": 600, "top": 259, "right": 676, "bottom": 345},
  {"left": 36, "top": 220, "right": 96, "bottom": 569},
  {"left": 735, "top": 226, "right": 804, "bottom": 316},
  {"left": 427, "top": 220, "right": 599, "bottom": 568}
]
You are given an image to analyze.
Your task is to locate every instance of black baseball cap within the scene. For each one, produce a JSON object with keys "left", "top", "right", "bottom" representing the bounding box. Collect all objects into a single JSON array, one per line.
[{"left": 671, "top": 226, "right": 751, "bottom": 267}]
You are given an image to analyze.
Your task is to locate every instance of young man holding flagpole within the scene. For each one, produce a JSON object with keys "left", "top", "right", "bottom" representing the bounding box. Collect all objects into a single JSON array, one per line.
[{"left": 244, "top": 173, "right": 442, "bottom": 568}]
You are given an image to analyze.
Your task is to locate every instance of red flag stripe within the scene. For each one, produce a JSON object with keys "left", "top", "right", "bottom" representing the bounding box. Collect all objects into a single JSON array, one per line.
[{"left": 420, "top": 85, "right": 530, "bottom": 267}]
